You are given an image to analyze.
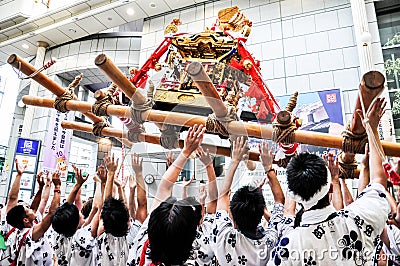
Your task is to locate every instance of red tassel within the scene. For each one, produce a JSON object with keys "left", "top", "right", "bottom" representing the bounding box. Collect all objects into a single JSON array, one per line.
[
  {"left": 280, "top": 143, "right": 298, "bottom": 155},
  {"left": 256, "top": 101, "right": 269, "bottom": 120},
  {"left": 383, "top": 162, "right": 400, "bottom": 186}
]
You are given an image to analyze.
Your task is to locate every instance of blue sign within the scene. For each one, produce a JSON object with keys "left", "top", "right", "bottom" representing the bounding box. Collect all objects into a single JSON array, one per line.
[{"left": 16, "top": 138, "right": 40, "bottom": 156}]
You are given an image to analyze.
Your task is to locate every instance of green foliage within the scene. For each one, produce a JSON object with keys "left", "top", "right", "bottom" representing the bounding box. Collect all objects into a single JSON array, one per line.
[
  {"left": 392, "top": 91, "right": 400, "bottom": 116},
  {"left": 384, "top": 32, "right": 400, "bottom": 47}
]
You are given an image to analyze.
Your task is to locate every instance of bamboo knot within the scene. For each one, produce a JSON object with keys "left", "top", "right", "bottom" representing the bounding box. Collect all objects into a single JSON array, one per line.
[
  {"left": 92, "top": 84, "right": 119, "bottom": 117},
  {"left": 272, "top": 92, "right": 300, "bottom": 145},
  {"left": 341, "top": 123, "right": 368, "bottom": 154},
  {"left": 337, "top": 151, "right": 358, "bottom": 179},
  {"left": 127, "top": 124, "right": 145, "bottom": 143},
  {"left": 54, "top": 74, "right": 82, "bottom": 113},
  {"left": 160, "top": 125, "right": 180, "bottom": 149},
  {"left": 92, "top": 119, "right": 110, "bottom": 137},
  {"left": 206, "top": 106, "right": 238, "bottom": 138}
]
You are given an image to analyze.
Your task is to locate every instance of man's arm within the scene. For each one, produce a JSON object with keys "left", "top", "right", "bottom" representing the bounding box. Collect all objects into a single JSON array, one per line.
[
  {"left": 340, "top": 179, "right": 354, "bottom": 206},
  {"left": 30, "top": 172, "right": 45, "bottom": 212},
  {"left": 356, "top": 98, "right": 387, "bottom": 188},
  {"left": 103, "top": 154, "right": 119, "bottom": 200},
  {"left": 6, "top": 159, "right": 27, "bottom": 212},
  {"left": 67, "top": 165, "right": 89, "bottom": 204},
  {"left": 358, "top": 143, "right": 370, "bottom": 195},
  {"left": 196, "top": 147, "right": 218, "bottom": 214},
  {"left": 37, "top": 172, "right": 52, "bottom": 215},
  {"left": 132, "top": 153, "right": 148, "bottom": 223},
  {"left": 114, "top": 177, "right": 127, "bottom": 205},
  {"left": 198, "top": 183, "right": 207, "bottom": 214},
  {"left": 259, "top": 141, "right": 284, "bottom": 204},
  {"left": 166, "top": 151, "right": 174, "bottom": 169},
  {"left": 151, "top": 124, "right": 206, "bottom": 211},
  {"left": 326, "top": 153, "right": 344, "bottom": 210},
  {"left": 74, "top": 188, "right": 83, "bottom": 211},
  {"left": 217, "top": 136, "right": 249, "bottom": 211},
  {"left": 128, "top": 175, "right": 136, "bottom": 220},
  {"left": 84, "top": 166, "right": 106, "bottom": 230},
  {"left": 181, "top": 175, "right": 194, "bottom": 199},
  {"left": 32, "top": 171, "right": 61, "bottom": 241},
  {"left": 91, "top": 179, "right": 106, "bottom": 238}
]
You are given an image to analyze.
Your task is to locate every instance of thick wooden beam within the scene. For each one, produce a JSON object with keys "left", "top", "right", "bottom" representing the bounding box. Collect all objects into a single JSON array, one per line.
[
  {"left": 61, "top": 121, "right": 260, "bottom": 161},
  {"left": 95, "top": 53, "right": 147, "bottom": 104},
  {"left": 22, "top": 95, "right": 400, "bottom": 157},
  {"left": 8, "top": 54, "right": 103, "bottom": 124},
  {"left": 186, "top": 61, "right": 228, "bottom": 117}
]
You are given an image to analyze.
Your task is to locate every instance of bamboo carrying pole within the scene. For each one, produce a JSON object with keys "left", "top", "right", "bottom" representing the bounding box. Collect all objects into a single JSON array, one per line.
[
  {"left": 8, "top": 54, "right": 133, "bottom": 148},
  {"left": 95, "top": 53, "right": 146, "bottom": 104},
  {"left": 186, "top": 61, "right": 228, "bottom": 117},
  {"left": 22, "top": 95, "right": 400, "bottom": 157},
  {"left": 186, "top": 61, "right": 258, "bottom": 169},
  {"left": 95, "top": 53, "right": 167, "bottom": 131},
  {"left": 7, "top": 54, "right": 103, "bottom": 124},
  {"left": 61, "top": 121, "right": 260, "bottom": 161}
]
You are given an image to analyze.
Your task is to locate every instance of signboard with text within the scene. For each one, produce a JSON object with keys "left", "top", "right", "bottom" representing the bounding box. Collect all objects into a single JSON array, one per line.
[
  {"left": 42, "top": 109, "right": 74, "bottom": 179},
  {"left": 8, "top": 138, "right": 41, "bottom": 199},
  {"left": 15, "top": 138, "right": 40, "bottom": 156}
]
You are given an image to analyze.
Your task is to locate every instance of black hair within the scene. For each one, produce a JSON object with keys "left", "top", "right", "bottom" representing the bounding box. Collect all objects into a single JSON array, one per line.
[
  {"left": 148, "top": 196, "right": 202, "bottom": 265},
  {"left": 101, "top": 197, "right": 129, "bottom": 237},
  {"left": 286, "top": 152, "right": 328, "bottom": 201},
  {"left": 81, "top": 198, "right": 93, "bottom": 219},
  {"left": 230, "top": 185, "right": 265, "bottom": 232},
  {"left": 51, "top": 202, "right": 80, "bottom": 237},
  {"left": 6, "top": 205, "right": 27, "bottom": 230}
]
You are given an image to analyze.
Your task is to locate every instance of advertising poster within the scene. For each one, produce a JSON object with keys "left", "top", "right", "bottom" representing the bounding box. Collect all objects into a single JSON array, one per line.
[
  {"left": 14, "top": 155, "right": 37, "bottom": 172},
  {"left": 276, "top": 88, "right": 344, "bottom": 156},
  {"left": 245, "top": 89, "right": 344, "bottom": 207},
  {"left": 42, "top": 109, "right": 74, "bottom": 179},
  {"left": 11, "top": 172, "right": 35, "bottom": 190}
]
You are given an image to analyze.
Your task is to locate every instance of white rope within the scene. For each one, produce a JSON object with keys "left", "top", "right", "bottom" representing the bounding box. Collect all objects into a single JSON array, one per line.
[{"left": 12, "top": 58, "right": 56, "bottom": 80}]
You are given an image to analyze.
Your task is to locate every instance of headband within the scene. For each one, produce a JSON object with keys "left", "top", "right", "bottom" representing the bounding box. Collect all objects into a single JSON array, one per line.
[{"left": 288, "top": 166, "right": 332, "bottom": 210}]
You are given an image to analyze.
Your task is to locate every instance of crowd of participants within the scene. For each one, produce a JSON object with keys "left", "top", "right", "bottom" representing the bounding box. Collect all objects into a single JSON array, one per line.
[{"left": 0, "top": 98, "right": 399, "bottom": 265}]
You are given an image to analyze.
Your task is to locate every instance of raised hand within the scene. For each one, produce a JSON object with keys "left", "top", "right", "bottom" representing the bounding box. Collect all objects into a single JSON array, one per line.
[
  {"left": 231, "top": 136, "right": 249, "bottom": 162},
  {"left": 258, "top": 141, "right": 274, "bottom": 170},
  {"left": 104, "top": 153, "right": 119, "bottom": 173},
  {"left": 356, "top": 97, "right": 386, "bottom": 130},
  {"left": 129, "top": 175, "right": 137, "bottom": 190},
  {"left": 52, "top": 171, "right": 61, "bottom": 187},
  {"left": 15, "top": 159, "right": 27, "bottom": 175},
  {"left": 361, "top": 143, "right": 369, "bottom": 168},
  {"left": 72, "top": 165, "right": 89, "bottom": 185},
  {"left": 114, "top": 178, "right": 123, "bottom": 188},
  {"left": 182, "top": 124, "right": 206, "bottom": 158},
  {"left": 45, "top": 172, "right": 52, "bottom": 186},
  {"left": 36, "top": 172, "right": 45, "bottom": 187},
  {"left": 131, "top": 153, "right": 143, "bottom": 174},
  {"left": 96, "top": 165, "right": 107, "bottom": 184},
  {"left": 323, "top": 152, "right": 339, "bottom": 182},
  {"left": 183, "top": 175, "right": 194, "bottom": 188},
  {"left": 199, "top": 183, "right": 207, "bottom": 204},
  {"left": 196, "top": 147, "right": 213, "bottom": 166},
  {"left": 166, "top": 151, "right": 175, "bottom": 168}
]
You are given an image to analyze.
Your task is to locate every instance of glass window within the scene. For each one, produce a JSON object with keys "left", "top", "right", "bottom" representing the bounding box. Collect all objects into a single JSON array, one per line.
[{"left": 378, "top": 10, "right": 400, "bottom": 140}]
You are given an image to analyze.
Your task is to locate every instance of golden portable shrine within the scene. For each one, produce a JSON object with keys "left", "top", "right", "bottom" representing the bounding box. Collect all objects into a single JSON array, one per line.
[{"left": 7, "top": 6, "right": 400, "bottom": 183}]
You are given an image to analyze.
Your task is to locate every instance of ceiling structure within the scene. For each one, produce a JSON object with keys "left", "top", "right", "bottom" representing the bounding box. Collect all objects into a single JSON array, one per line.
[{"left": 0, "top": 0, "right": 213, "bottom": 66}]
